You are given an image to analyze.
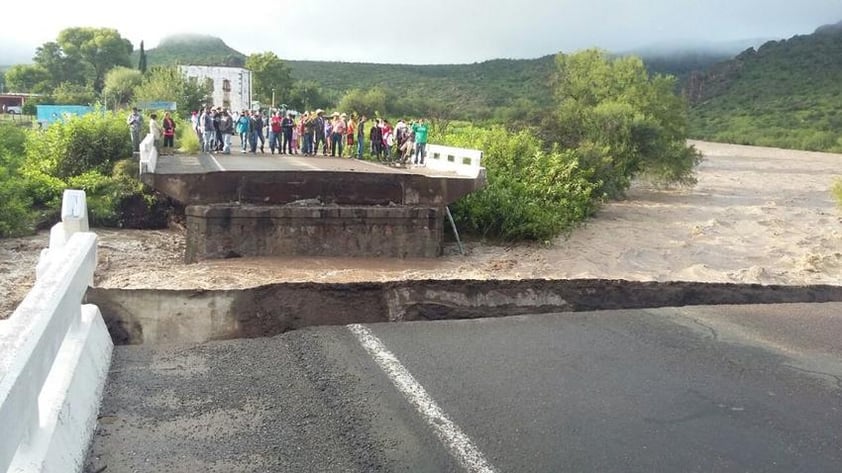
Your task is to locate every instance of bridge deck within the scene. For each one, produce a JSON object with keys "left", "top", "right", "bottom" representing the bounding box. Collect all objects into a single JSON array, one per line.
[
  {"left": 144, "top": 153, "right": 484, "bottom": 207},
  {"left": 155, "top": 153, "right": 467, "bottom": 178}
]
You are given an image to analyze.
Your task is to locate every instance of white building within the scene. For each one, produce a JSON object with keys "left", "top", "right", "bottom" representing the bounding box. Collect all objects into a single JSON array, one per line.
[{"left": 179, "top": 65, "right": 252, "bottom": 112}]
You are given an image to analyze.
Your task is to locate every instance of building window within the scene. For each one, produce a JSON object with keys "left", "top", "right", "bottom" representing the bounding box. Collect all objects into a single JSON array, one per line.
[
  {"left": 222, "top": 79, "right": 231, "bottom": 92},
  {"left": 205, "top": 78, "right": 214, "bottom": 92}
]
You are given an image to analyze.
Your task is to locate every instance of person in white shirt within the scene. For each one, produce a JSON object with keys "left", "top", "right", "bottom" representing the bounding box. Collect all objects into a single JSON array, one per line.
[{"left": 149, "top": 113, "right": 163, "bottom": 153}]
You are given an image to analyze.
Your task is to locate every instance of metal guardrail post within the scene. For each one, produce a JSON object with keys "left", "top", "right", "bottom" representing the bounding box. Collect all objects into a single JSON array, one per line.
[{"left": 445, "top": 206, "right": 465, "bottom": 256}]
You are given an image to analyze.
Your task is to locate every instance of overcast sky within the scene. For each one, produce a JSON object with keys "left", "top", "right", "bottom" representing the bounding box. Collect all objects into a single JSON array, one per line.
[{"left": 2, "top": 0, "right": 841, "bottom": 64}]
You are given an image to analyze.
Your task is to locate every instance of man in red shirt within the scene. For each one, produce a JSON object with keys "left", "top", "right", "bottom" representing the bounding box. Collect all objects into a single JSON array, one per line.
[{"left": 269, "top": 111, "right": 282, "bottom": 154}]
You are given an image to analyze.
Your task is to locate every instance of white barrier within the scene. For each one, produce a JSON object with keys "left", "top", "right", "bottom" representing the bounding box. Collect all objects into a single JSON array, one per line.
[
  {"left": 139, "top": 133, "right": 157, "bottom": 174},
  {"left": 423, "top": 144, "right": 484, "bottom": 177},
  {"left": 0, "top": 192, "right": 112, "bottom": 473},
  {"left": 37, "top": 190, "right": 89, "bottom": 280}
]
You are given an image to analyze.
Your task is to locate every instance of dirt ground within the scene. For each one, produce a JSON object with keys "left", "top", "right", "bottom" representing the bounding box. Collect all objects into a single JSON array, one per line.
[{"left": 2, "top": 140, "right": 841, "bottom": 319}]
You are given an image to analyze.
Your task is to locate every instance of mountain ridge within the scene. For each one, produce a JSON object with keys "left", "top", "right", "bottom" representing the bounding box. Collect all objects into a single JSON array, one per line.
[{"left": 687, "top": 20, "right": 842, "bottom": 150}]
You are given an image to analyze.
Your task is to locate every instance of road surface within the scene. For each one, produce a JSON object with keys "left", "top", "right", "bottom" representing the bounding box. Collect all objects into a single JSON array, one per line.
[{"left": 86, "top": 303, "right": 842, "bottom": 472}]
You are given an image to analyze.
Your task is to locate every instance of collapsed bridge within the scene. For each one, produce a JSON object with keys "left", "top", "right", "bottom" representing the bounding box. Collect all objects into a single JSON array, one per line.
[{"left": 139, "top": 142, "right": 486, "bottom": 262}]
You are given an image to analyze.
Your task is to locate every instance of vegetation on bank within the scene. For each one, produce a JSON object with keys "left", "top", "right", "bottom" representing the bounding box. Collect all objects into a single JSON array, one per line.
[
  {"left": 132, "top": 31, "right": 842, "bottom": 154},
  {"left": 437, "top": 50, "right": 700, "bottom": 240},
  {"left": 0, "top": 49, "right": 700, "bottom": 241},
  {"left": 0, "top": 111, "right": 177, "bottom": 237}
]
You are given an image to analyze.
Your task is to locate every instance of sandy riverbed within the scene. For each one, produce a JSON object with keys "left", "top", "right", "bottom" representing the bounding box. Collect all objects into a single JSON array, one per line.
[{"left": 2, "top": 140, "right": 840, "bottom": 319}]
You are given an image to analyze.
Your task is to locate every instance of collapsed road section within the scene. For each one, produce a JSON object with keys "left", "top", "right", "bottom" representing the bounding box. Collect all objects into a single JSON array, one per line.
[{"left": 86, "top": 278, "right": 842, "bottom": 345}]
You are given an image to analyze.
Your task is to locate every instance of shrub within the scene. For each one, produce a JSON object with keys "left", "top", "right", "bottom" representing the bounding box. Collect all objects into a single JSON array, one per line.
[
  {"left": 438, "top": 124, "right": 598, "bottom": 241},
  {"left": 176, "top": 117, "right": 200, "bottom": 153},
  {"left": 0, "top": 124, "right": 36, "bottom": 236},
  {"left": 550, "top": 50, "right": 702, "bottom": 198},
  {"left": 24, "top": 108, "right": 132, "bottom": 179},
  {"left": 67, "top": 170, "right": 119, "bottom": 226},
  {"left": 0, "top": 162, "right": 33, "bottom": 237}
]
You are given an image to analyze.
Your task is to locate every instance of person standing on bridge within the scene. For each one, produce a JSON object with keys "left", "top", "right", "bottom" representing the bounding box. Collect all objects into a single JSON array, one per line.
[
  {"left": 148, "top": 113, "right": 163, "bottom": 155},
  {"left": 213, "top": 109, "right": 224, "bottom": 152},
  {"left": 219, "top": 110, "right": 233, "bottom": 154},
  {"left": 345, "top": 114, "right": 355, "bottom": 158},
  {"left": 291, "top": 115, "right": 300, "bottom": 154},
  {"left": 325, "top": 114, "right": 335, "bottom": 155},
  {"left": 236, "top": 110, "right": 250, "bottom": 153},
  {"left": 162, "top": 112, "right": 176, "bottom": 155},
  {"left": 191, "top": 111, "right": 201, "bottom": 143},
  {"left": 281, "top": 112, "right": 295, "bottom": 155},
  {"left": 269, "top": 111, "right": 282, "bottom": 154},
  {"left": 127, "top": 108, "right": 142, "bottom": 153},
  {"left": 254, "top": 111, "right": 266, "bottom": 153},
  {"left": 370, "top": 118, "right": 382, "bottom": 160},
  {"left": 356, "top": 115, "right": 366, "bottom": 159},
  {"left": 382, "top": 119, "right": 394, "bottom": 162},
  {"left": 413, "top": 118, "right": 429, "bottom": 166},
  {"left": 331, "top": 113, "right": 346, "bottom": 157},
  {"left": 201, "top": 108, "right": 215, "bottom": 153},
  {"left": 313, "top": 109, "right": 326, "bottom": 156},
  {"left": 303, "top": 112, "right": 315, "bottom": 155},
  {"left": 248, "top": 111, "right": 260, "bottom": 153}
]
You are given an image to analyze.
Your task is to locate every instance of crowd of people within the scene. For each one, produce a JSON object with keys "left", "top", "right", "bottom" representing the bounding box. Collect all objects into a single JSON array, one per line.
[{"left": 186, "top": 107, "right": 430, "bottom": 165}]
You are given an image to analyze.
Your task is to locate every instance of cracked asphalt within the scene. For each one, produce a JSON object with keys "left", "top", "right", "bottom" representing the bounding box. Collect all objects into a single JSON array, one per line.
[{"left": 86, "top": 303, "right": 842, "bottom": 472}]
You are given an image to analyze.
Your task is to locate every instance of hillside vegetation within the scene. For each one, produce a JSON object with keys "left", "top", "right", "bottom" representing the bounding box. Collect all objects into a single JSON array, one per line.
[
  {"left": 286, "top": 56, "right": 555, "bottom": 117},
  {"left": 687, "top": 21, "right": 842, "bottom": 151},
  {"left": 136, "top": 35, "right": 722, "bottom": 119}
]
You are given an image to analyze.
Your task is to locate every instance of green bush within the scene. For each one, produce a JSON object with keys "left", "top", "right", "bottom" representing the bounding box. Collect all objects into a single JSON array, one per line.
[
  {"left": 0, "top": 161, "right": 33, "bottom": 237},
  {"left": 549, "top": 50, "right": 701, "bottom": 198},
  {"left": 438, "top": 124, "right": 598, "bottom": 241},
  {"left": 0, "top": 124, "right": 36, "bottom": 236},
  {"left": 176, "top": 117, "right": 200, "bottom": 153},
  {"left": 24, "top": 109, "right": 132, "bottom": 179},
  {"left": 0, "top": 123, "right": 28, "bottom": 157},
  {"left": 67, "top": 170, "right": 119, "bottom": 226}
]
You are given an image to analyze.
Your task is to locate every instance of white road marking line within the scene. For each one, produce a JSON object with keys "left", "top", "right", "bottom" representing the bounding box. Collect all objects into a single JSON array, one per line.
[
  {"left": 208, "top": 153, "right": 226, "bottom": 171},
  {"left": 348, "top": 324, "right": 497, "bottom": 473}
]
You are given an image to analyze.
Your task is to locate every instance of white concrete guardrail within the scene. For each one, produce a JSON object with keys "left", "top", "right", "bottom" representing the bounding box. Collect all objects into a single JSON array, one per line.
[
  {"left": 0, "top": 190, "right": 112, "bottom": 473},
  {"left": 423, "top": 144, "right": 484, "bottom": 177},
  {"left": 139, "top": 133, "right": 157, "bottom": 174}
]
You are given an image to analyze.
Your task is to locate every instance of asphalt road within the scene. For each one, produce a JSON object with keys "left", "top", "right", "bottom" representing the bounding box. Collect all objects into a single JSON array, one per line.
[{"left": 85, "top": 303, "right": 842, "bottom": 472}]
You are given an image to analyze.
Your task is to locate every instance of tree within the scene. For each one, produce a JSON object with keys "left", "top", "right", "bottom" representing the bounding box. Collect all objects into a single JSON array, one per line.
[
  {"left": 104, "top": 67, "right": 143, "bottom": 108},
  {"left": 52, "top": 82, "right": 98, "bottom": 105},
  {"left": 34, "top": 41, "right": 86, "bottom": 88},
  {"left": 549, "top": 49, "right": 701, "bottom": 198},
  {"left": 138, "top": 40, "right": 147, "bottom": 74},
  {"left": 337, "top": 88, "right": 387, "bottom": 117},
  {"left": 245, "top": 52, "right": 293, "bottom": 107},
  {"left": 287, "top": 81, "right": 330, "bottom": 111},
  {"left": 50, "top": 27, "right": 133, "bottom": 92},
  {"left": 4, "top": 64, "right": 50, "bottom": 93},
  {"left": 133, "top": 66, "right": 209, "bottom": 114}
]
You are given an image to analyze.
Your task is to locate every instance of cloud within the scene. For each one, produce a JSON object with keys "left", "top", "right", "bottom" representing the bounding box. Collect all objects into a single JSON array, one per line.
[{"left": 3, "top": 0, "right": 842, "bottom": 64}]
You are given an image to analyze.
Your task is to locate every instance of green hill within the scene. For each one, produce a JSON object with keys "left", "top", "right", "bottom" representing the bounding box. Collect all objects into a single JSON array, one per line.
[
  {"left": 133, "top": 34, "right": 246, "bottom": 67},
  {"left": 133, "top": 33, "right": 754, "bottom": 120},
  {"left": 285, "top": 56, "right": 556, "bottom": 116},
  {"left": 687, "top": 21, "right": 842, "bottom": 151}
]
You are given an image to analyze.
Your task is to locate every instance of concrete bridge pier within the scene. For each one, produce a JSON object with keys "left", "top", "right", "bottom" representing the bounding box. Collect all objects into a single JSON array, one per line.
[
  {"left": 185, "top": 204, "right": 444, "bottom": 261},
  {"left": 140, "top": 147, "right": 485, "bottom": 262}
]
